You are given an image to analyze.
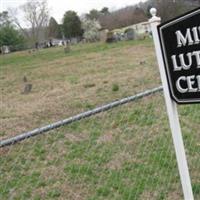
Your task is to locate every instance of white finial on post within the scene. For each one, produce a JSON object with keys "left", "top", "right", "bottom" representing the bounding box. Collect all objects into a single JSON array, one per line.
[
  {"left": 150, "top": 7, "right": 157, "bottom": 17},
  {"left": 149, "top": 8, "right": 161, "bottom": 23}
]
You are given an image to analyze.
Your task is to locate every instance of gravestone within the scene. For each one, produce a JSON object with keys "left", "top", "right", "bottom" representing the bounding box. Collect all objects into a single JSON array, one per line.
[
  {"left": 64, "top": 45, "right": 70, "bottom": 54},
  {"left": 23, "top": 84, "right": 32, "bottom": 94},
  {"left": 125, "top": 28, "right": 136, "bottom": 40}
]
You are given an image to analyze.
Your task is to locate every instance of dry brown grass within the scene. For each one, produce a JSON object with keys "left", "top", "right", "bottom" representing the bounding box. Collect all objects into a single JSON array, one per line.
[{"left": 0, "top": 40, "right": 159, "bottom": 140}]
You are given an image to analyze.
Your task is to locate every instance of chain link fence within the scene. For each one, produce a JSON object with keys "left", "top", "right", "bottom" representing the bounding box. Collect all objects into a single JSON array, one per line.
[
  {"left": 0, "top": 39, "right": 200, "bottom": 199},
  {"left": 1, "top": 90, "right": 200, "bottom": 200}
]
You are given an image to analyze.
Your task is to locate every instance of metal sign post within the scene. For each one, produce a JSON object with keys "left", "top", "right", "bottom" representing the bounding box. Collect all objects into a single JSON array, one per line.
[{"left": 149, "top": 8, "right": 194, "bottom": 200}]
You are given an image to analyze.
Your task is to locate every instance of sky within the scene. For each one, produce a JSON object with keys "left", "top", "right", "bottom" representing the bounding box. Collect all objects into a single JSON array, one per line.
[{"left": 1, "top": 0, "right": 147, "bottom": 24}]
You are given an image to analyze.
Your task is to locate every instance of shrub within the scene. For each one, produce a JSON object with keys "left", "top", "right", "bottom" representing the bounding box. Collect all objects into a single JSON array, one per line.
[{"left": 112, "top": 84, "right": 119, "bottom": 92}]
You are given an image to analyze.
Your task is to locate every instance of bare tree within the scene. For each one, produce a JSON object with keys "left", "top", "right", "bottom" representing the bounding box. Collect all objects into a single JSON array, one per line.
[
  {"left": 99, "top": 6, "right": 147, "bottom": 30},
  {"left": 10, "top": 0, "right": 49, "bottom": 45},
  {"left": 140, "top": 0, "right": 198, "bottom": 22},
  {"left": 8, "top": 8, "right": 31, "bottom": 40}
]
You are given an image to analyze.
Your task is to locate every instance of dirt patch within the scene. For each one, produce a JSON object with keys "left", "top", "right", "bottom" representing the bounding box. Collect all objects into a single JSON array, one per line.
[
  {"left": 105, "top": 152, "right": 132, "bottom": 170},
  {"left": 59, "top": 182, "right": 89, "bottom": 200},
  {"left": 139, "top": 191, "right": 159, "bottom": 199},
  {"left": 64, "top": 133, "right": 88, "bottom": 143},
  {"left": 0, "top": 147, "right": 10, "bottom": 156},
  {"left": 166, "top": 190, "right": 182, "bottom": 200},
  {"left": 97, "top": 132, "right": 114, "bottom": 144},
  {"left": 35, "top": 171, "right": 89, "bottom": 200}
]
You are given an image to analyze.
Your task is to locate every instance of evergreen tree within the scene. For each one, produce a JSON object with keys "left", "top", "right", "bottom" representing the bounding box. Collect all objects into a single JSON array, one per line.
[
  {"left": 48, "top": 17, "right": 61, "bottom": 38},
  {"left": 0, "top": 11, "right": 25, "bottom": 50},
  {"left": 62, "top": 11, "right": 82, "bottom": 38},
  {"left": 101, "top": 7, "right": 110, "bottom": 15},
  {"left": 86, "top": 9, "right": 100, "bottom": 20}
]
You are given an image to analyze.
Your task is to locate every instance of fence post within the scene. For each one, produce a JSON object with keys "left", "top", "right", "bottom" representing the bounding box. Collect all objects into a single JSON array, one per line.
[{"left": 149, "top": 8, "right": 194, "bottom": 200}]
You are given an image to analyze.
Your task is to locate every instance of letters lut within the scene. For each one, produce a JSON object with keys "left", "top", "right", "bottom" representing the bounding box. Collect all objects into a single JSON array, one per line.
[{"left": 172, "top": 26, "right": 200, "bottom": 94}]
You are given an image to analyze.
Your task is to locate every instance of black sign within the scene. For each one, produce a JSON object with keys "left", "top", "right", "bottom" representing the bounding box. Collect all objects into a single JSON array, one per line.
[{"left": 158, "top": 8, "right": 200, "bottom": 104}]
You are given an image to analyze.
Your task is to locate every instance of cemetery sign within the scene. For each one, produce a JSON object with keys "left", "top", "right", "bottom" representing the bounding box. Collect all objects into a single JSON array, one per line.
[{"left": 158, "top": 8, "right": 200, "bottom": 104}]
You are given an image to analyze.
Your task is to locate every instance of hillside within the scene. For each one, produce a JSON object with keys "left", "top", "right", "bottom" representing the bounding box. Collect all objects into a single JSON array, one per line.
[
  {"left": 99, "top": 0, "right": 199, "bottom": 30},
  {"left": 0, "top": 39, "right": 200, "bottom": 200},
  {"left": 0, "top": 39, "right": 159, "bottom": 139}
]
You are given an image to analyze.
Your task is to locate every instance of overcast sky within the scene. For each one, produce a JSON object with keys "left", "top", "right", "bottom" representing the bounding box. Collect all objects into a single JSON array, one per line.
[{"left": 1, "top": 0, "right": 146, "bottom": 23}]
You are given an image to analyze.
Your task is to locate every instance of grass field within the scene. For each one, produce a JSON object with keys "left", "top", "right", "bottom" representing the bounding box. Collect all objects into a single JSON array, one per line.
[{"left": 0, "top": 39, "right": 200, "bottom": 200}]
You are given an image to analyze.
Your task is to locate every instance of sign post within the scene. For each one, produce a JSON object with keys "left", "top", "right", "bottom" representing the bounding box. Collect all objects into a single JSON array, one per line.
[{"left": 149, "top": 8, "right": 194, "bottom": 200}]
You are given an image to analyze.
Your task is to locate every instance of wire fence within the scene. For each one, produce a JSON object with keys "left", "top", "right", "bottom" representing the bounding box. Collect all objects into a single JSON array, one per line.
[
  {"left": 1, "top": 90, "right": 200, "bottom": 200},
  {"left": 1, "top": 39, "right": 200, "bottom": 200},
  {"left": 0, "top": 86, "right": 163, "bottom": 147}
]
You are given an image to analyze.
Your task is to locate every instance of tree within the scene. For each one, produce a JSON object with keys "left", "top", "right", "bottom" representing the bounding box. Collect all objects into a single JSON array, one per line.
[
  {"left": 99, "top": 6, "right": 147, "bottom": 30},
  {"left": 141, "top": 0, "right": 198, "bottom": 22},
  {"left": 0, "top": 11, "right": 11, "bottom": 26},
  {"left": 0, "top": 26, "right": 24, "bottom": 47},
  {"left": 62, "top": 11, "right": 82, "bottom": 38},
  {"left": 101, "top": 7, "right": 110, "bottom": 15},
  {"left": 0, "top": 11, "right": 25, "bottom": 50},
  {"left": 86, "top": 9, "right": 101, "bottom": 20},
  {"left": 156, "top": 0, "right": 188, "bottom": 21},
  {"left": 48, "top": 17, "right": 61, "bottom": 38},
  {"left": 22, "top": 0, "right": 49, "bottom": 43},
  {"left": 82, "top": 19, "right": 101, "bottom": 42},
  {"left": 10, "top": 0, "right": 49, "bottom": 45}
]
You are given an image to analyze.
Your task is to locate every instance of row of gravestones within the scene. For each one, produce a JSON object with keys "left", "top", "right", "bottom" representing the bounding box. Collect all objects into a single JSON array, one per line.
[{"left": 105, "top": 29, "right": 149, "bottom": 43}]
